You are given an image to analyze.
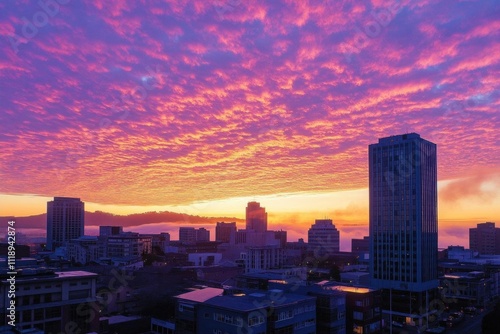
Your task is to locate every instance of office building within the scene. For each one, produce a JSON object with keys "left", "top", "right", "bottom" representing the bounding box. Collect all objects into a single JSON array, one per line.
[
  {"left": 369, "top": 133, "right": 438, "bottom": 327},
  {"left": 175, "top": 287, "right": 316, "bottom": 334},
  {"left": 103, "top": 232, "right": 152, "bottom": 258},
  {"left": 273, "top": 230, "right": 288, "bottom": 248},
  {"left": 67, "top": 236, "right": 99, "bottom": 265},
  {"left": 99, "top": 225, "right": 123, "bottom": 236},
  {"left": 352, "top": 236, "right": 370, "bottom": 254},
  {"left": 470, "top": 222, "right": 500, "bottom": 255},
  {"left": 179, "top": 227, "right": 197, "bottom": 243},
  {"left": 246, "top": 201, "right": 267, "bottom": 232},
  {"left": 308, "top": 219, "right": 340, "bottom": 256},
  {"left": 0, "top": 270, "right": 99, "bottom": 333},
  {"left": 46, "top": 197, "right": 84, "bottom": 251},
  {"left": 196, "top": 228, "right": 210, "bottom": 242},
  {"left": 326, "top": 285, "right": 383, "bottom": 334},
  {"left": 215, "top": 222, "right": 237, "bottom": 243},
  {"left": 179, "top": 227, "right": 211, "bottom": 243},
  {"left": 242, "top": 245, "right": 284, "bottom": 273}
]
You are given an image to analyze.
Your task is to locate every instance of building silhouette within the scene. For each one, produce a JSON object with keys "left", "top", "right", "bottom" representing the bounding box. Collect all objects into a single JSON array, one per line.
[
  {"left": 215, "top": 222, "right": 237, "bottom": 242},
  {"left": 179, "top": 227, "right": 210, "bottom": 243},
  {"left": 469, "top": 222, "right": 500, "bottom": 255},
  {"left": 308, "top": 219, "right": 340, "bottom": 256},
  {"left": 369, "top": 133, "right": 438, "bottom": 327},
  {"left": 46, "top": 197, "right": 84, "bottom": 251},
  {"left": 196, "top": 227, "right": 210, "bottom": 242},
  {"left": 245, "top": 201, "right": 267, "bottom": 232},
  {"left": 0, "top": 270, "right": 99, "bottom": 332},
  {"left": 351, "top": 236, "right": 370, "bottom": 254}
]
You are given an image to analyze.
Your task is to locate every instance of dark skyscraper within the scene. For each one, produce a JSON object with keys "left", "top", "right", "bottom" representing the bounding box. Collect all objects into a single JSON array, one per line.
[
  {"left": 215, "top": 222, "right": 237, "bottom": 242},
  {"left": 469, "top": 222, "right": 500, "bottom": 255},
  {"left": 369, "top": 133, "right": 438, "bottom": 327},
  {"left": 308, "top": 219, "right": 340, "bottom": 256},
  {"left": 47, "top": 197, "right": 85, "bottom": 250},
  {"left": 246, "top": 201, "right": 268, "bottom": 232}
]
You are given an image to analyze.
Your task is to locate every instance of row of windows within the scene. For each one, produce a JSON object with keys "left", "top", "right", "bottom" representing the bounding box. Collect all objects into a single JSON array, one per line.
[
  {"left": 294, "top": 318, "right": 315, "bottom": 329},
  {"left": 213, "top": 313, "right": 243, "bottom": 326}
]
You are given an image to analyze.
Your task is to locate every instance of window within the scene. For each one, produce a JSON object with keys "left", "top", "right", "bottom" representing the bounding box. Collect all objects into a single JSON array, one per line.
[
  {"left": 34, "top": 309, "right": 44, "bottom": 321},
  {"left": 353, "top": 311, "right": 363, "bottom": 320},
  {"left": 69, "top": 290, "right": 89, "bottom": 299},
  {"left": 46, "top": 307, "right": 61, "bottom": 318},
  {"left": 248, "top": 315, "right": 264, "bottom": 327}
]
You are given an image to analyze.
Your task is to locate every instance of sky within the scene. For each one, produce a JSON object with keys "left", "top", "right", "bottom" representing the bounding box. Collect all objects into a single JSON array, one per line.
[{"left": 0, "top": 1, "right": 499, "bottom": 248}]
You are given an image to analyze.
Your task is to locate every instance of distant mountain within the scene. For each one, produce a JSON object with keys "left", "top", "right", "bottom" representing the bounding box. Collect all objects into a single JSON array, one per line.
[{"left": 0, "top": 211, "right": 243, "bottom": 229}]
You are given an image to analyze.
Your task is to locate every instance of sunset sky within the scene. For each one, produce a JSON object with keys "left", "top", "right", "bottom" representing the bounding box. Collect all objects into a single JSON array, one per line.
[{"left": 1, "top": 1, "right": 499, "bottom": 248}]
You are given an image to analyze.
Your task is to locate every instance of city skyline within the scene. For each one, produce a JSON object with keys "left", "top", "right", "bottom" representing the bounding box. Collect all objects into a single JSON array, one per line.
[{"left": 1, "top": 1, "right": 499, "bottom": 248}]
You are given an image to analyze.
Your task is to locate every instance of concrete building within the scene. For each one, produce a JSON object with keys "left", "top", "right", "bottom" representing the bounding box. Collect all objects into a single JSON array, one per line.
[
  {"left": 241, "top": 245, "right": 284, "bottom": 273},
  {"left": 273, "top": 230, "right": 288, "bottom": 248},
  {"left": 325, "top": 284, "right": 383, "bottom": 334},
  {"left": 0, "top": 269, "right": 98, "bottom": 333},
  {"left": 351, "top": 236, "right": 370, "bottom": 254},
  {"left": 369, "top": 133, "right": 438, "bottom": 327},
  {"left": 446, "top": 245, "right": 477, "bottom": 261},
  {"left": 188, "top": 253, "right": 222, "bottom": 266},
  {"left": 440, "top": 271, "right": 496, "bottom": 308},
  {"left": 150, "top": 232, "right": 171, "bottom": 253},
  {"left": 195, "top": 228, "right": 210, "bottom": 242},
  {"left": 179, "top": 227, "right": 210, "bottom": 243},
  {"left": 246, "top": 201, "right": 268, "bottom": 232},
  {"left": 67, "top": 235, "right": 99, "bottom": 265},
  {"left": 470, "top": 222, "right": 500, "bottom": 255},
  {"left": 308, "top": 219, "right": 340, "bottom": 256},
  {"left": 46, "top": 197, "right": 84, "bottom": 251},
  {"left": 179, "top": 227, "right": 197, "bottom": 243},
  {"left": 215, "top": 222, "right": 237, "bottom": 243},
  {"left": 175, "top": 287, "right": 316, "bottom": 334},
  {"left": 104, "top": 232, "right": 152, "bottom": 258},
  {"left": 99, "top": 226, "right": 123, "bottom": 236}
]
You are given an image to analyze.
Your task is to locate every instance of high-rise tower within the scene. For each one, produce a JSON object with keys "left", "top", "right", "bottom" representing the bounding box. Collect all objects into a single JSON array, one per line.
[
  {"left": 308, "top": 219, "right": 340, "bottom": 256},
  {"left": 369, "top": 133, "right": 438, "bottom": 326},
  {"left": 246, "top": 201, "right": 268, "bottom": 232},
  {"left": 47, "top": 197, "right": 85, "bottom": 250}
]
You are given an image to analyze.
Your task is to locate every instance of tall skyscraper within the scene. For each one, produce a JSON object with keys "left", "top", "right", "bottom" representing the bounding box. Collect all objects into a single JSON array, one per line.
[
  {"left": 308, "top": 219, "right": 340, "bottom": 256},
  {"left": 369, "top": 133, "right": 438, "bottom": 327},
  {"left": 215, "top": 222, "right": 237, "bottom": 242},
  {"left": 246, "top": 201, "right": 268, "bottom": 232},
  {"left": 469, "top": 222, "right": 500, "bottom": 255},
  {"left": 46, "top": 197, "right": 85, "bottom": 250}
]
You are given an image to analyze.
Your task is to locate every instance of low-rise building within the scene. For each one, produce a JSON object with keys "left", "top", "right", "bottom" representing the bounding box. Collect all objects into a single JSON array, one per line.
[
  {"left": 175, "top": 287, "right": 316, "bottom": 334},
  {"left": 0, "top": 269, "right": 99, "bottom": 333}
]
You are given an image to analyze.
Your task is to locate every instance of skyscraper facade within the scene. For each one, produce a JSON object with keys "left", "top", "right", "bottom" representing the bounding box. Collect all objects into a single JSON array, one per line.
[
  {"left": 469, "top": 222, "right": 500, "bottom": 255},
  {"left": 246, "top": 201, "right": 268, "bottom": 232},
  {"left": 215, "top": 222, "right": 237, "bottom": 242},
  {"left": 369, "top": 133, "right": 438, "bottom": 326},
  {"left": 196, "top": 227, "right": 210, "bottom": 242},
  {"left": 308, "top": 219, "right": 340, "bottom": 256},
  {"left": 46, "top": 197, "right": 84, "bottom": 250}
]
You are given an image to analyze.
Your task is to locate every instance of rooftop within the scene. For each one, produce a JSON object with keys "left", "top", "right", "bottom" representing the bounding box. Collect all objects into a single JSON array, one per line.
[
  {"left": 328, "top": 285, "right": 372, "bottom": 294},
  {"left": 1, "top": 270, "right": 97, "bottom": 282},
  {"left": 204, "top": 290, "right": 315, "bottom": 312},
  {"left": 175, "top": 287, "right": 223, "bottom": 303}
]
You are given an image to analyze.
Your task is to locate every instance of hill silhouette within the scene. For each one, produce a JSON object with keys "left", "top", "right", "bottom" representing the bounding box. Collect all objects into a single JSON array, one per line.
[{"left": 0, "top": 211, "right": 243, "bottom": 229}]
